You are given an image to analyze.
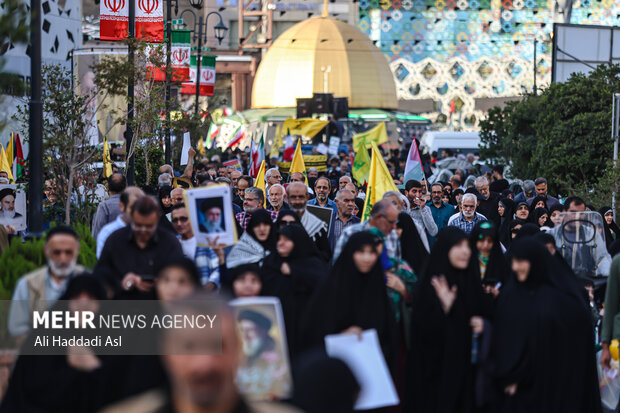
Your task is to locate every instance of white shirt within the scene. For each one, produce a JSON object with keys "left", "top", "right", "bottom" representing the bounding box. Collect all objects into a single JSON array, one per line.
[
  {"left": 96, "top": 215, "right": 127, "bottom": 258},
  {"left": 447, "top": 211, "right": 487, "bottom": 225},
  {"left": 180, "top": 237, "right": 197, "bottom": 260}
]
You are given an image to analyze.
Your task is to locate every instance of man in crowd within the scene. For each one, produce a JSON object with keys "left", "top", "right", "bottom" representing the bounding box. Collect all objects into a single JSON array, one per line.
[
  {"left": 528, "top": 177, "right": 560, "bottom": 209},
  {"left": 405, "top": 180, "right": 438, "bottom": 245},
  {"left": 329, "top": 189, "right": 360, "bottom": 251},
  {"left": 230, "top": 170, "right": 242, "bottom": 188},
  {"left": 172, "top": 203, "right": 197, "bottom": 259},
  {"left": 345, "top": 182, "right": 360, "bottom": 199},
  {"left": 96, "top": 196, "right": 183, "bottom": 296},
  {"left": 307, "top": 168, "right": 319, "bottom": 179},
  {"left": 96, "top": 186, "right": 144, "bottom": 258},
  {"left": 449, "top": 175, "right": 463, "bottom": 192},
  {"left": 101, "top": 300, "right": 299, "bottom": 413},
  {"left": 449, "top": 193, "right": 487, "bottom": 234},
  {"left": 234, "top": 175, "right": 253, "bottom": 208},
  {"left": 339, "top": 175, "right": 352, "bottom": 190},
  {"left": 92, "top": 173, "right": 127, "bottom": 239},
  {"left": 489, "top": 164, "right": 509, "bottom": 193},
  {"left": 287, "top": 182, "right": 330, "bottom": 255},
  {"left": 333, "top": 199, "right": 400, "bottom": 262},
  {"left": 427, "top": 182, "right": 454, "bottom": 247},
  {"left": 308, "top": 177, "right": 338, "bottom": 214},
  {"left": 9, "top": 226, "right": 84, "bottom": 338},
  {"left": 236, "top": 187, "right": 278, "bottom": 231},
  {"left": 514, "top": 179, "right": 536, "bottom": 203},
  {"left": 265, "top": 168, "right": 283, "bottom": 192},
  {"left": 170, "top": 188, "right": 185, "bottom": 206},
  {"left": 290, "top": 172, "right": 314, "bottom": 196},
  {"left": 267, "top": 184, "right": 290, "bottom": 213},
  {"left": 475, "top": 176, "right": 500, "bottom": 226}
]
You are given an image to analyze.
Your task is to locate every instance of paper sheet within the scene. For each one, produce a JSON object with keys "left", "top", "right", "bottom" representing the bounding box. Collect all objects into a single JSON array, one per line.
[
  {"left": 317, "top": 143, "right": 328, "bottom": 155},
  {"left": 180, "top": 131, "right": 191, "bottom": 165},
  {"left": 325, "top": 329, "right": 399, "bottom": 410}
]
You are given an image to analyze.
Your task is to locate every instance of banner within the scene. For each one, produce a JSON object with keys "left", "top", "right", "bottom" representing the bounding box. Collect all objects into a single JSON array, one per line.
[
  {"left": 146, "top": 30, "right": 191, "bottom": 82},
  {"left": 277, "top": 155, "right": 328, "bottom": 174},
  {"left": 181, "top": 55, "right": 216, "bottom": 96},
  {"left": 282, "top": 118, "right": 329, "bottom": 139},
  {"left": 100, "top": 0, "right": 163, "bottom": 42},
  {"left": 361, "top": 143, "right": 398, "bottom": 221}
]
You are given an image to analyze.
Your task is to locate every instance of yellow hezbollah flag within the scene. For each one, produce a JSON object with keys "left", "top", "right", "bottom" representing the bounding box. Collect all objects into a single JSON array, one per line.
[
  {"left": 255, "top": 160, "right": 267, "bottom": 208},
  {"left": 0, "top": 145, "right": 14, "bottom": 182},
  {"left": 103, "top": 137, "right": 113, "bottom": 178},
  {"left": 289, "top": 140, "right": 307, "bottom": 184},
  {"left": 352, "top": 144, "right": 370, "bottom": 185},
  {"left": 197, "top": 137, "right": 206, "bottom": 155},
  {"left": 269, "top": 124, "right": 282, "bottom": 159},
  {"left": 353, "top": 122, "right": 388, "bottom": 151},
  {"left": 361, "top": 142, "right": 398, "bottom": 221},
  {"left": 282, "top": 118, "right": 329, "bottom": 139},
  {"left": 5, "top": 134, "right": 13, "bottom": 168}
]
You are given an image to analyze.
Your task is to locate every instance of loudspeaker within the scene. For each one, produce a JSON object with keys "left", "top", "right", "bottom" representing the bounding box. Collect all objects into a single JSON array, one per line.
[
  {"left": 312, "top": 93, "right": 333, "bottom": 114},
  {"left": 296, "top": 98, "right": 314, "bottom": 118},
  {"left": 332, "top": 97, "right": 349, "bottom": 119}
]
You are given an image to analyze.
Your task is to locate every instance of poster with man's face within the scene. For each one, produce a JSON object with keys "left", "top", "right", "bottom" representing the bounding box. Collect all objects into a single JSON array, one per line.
[
  {"left": 185, "top": 184, "right": 237, "bottom": 247},
  {"left": 229, "top": 297, "right": 292, "bottom": 401},
  {"left": 0, "top": 185, "right": 26, "bottom": 232}
]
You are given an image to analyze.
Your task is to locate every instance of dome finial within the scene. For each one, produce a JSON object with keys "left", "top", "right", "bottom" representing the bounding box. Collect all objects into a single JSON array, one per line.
[{"left": 322, "top": 0, "right": 329, "bottom": 17}]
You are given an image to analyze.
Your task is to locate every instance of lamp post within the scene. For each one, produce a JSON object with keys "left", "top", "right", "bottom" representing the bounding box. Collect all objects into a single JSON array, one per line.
[
  {"left": 165, "top": 0, "right": 179, "bottom": 165},
  {"left": 178, "top": 1, "right": 228, "bottom": 117},
  {"left": 28, "top": 0, "right": 43, "bottom": 236}
]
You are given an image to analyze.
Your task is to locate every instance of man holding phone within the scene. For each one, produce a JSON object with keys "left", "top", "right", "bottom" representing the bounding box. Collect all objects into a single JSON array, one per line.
[
  {"left": 95, "top": 195, "right": 184, "bottom": 297},
  {"left": 405, "top": 180, "right": 438, "bottom": 249}
]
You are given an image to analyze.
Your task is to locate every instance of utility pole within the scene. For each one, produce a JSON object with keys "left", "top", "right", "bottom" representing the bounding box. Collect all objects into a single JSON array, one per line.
[
  {"left": 125, "top": 0, "right": 136, "bottom": 184},
  {"left": 28, "top": 0, "right": 43, "bottom": 235}
]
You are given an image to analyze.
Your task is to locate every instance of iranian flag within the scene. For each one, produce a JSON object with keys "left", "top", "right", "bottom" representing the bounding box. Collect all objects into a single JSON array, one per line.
[
  {"left": 206, "top": 122, "right": 219, "bottom": 149},
  {"left": 283, "top": 133, "right": 294, "bottom": 162},
  {"left": 181, "top": 55, "right": 216, "bottom": 96},
  {"left": 227, "top": 125, "right": 245, "bottom": 149},
  {"left": 146, "top": 30, "right": 191, "bottom": 82},
  {"left": 13, "top": 133, "right": 24, "bottom": 180},
  {"left": 249, "top": 135, "right": 265, "bottom": 178},
  {"left": 100, "top": 0, "right": 163, "bottom": 42}
]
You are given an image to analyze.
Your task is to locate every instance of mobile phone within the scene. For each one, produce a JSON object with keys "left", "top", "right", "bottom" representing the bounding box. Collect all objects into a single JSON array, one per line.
[{"left": 140, "top": 274, "right": 155, "bottom": 282}]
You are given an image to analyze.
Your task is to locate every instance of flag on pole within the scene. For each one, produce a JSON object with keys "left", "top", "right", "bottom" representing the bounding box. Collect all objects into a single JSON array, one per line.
[
  {"left": 254, "top": 160, "right": 267, "bottom": 208},
  {"left": 289, "top": 140, "right": 306, "bottom": 184},
  {"left": 269, "top": 124, "right": 281, "bottom": 159},
  {"left": 361, "top": 142, "right": 398, "bottom": 221},
  {"left": 283, "top": 133, "right": 294, "bottom": 162},
  {"left": 181, "top": 55, "right": 216, "bottom": 96},
  {"left": 13, "top": 134, "right": 24, "bottom": 180},
  {"left": 249, "top": 134, "right": 265, "bottom": 178},
  {"left": 353, "top": 122, "right": 389, "bottom": 151},
  {"left": 103, "top": 137, "right": 113, "bottom": 178},
  {"left": 223, "top": 158, "right": 242, "bottom": 171},
  {"left": 282, "top": 118, "right": 329, "bottom": 139},
  {"left": 0, "top": 145, "right": 14, "bottom": 182},
  {"left": 100, "top": 0, "right": 163, "bottom": 42},
  {"left": 403, "top": 138, "right": 425, "bottom": 184},
  {"left": 197, "top": 137, "right": 206, "bottom": 155},
  {"left": 146, "top": 30, "right": 191, "bottom": 82},
  {"left": 5, "top": 134, "right": 13, "bottom": 169},
  {"left": 352, "top": 143, "right": 370, "bottom": 185},
  {"left": 226, "top": 125, "right": 245, "bottom": 149},
  {"left": 206, "top": 122, "right": 219, "bottom": 149}
]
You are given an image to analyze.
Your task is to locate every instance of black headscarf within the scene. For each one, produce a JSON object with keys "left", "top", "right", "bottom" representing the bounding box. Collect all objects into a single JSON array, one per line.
[
  {"left": 278, "top": 223, "right": 321, "bottom": 260},
  {"left": 533, "top": 207, "right": 552, "bottom": 227},
  {"left": 470, "top": 221, "right": 508, "bottom": 285},
  {"left": 598, "top": 206, "right": 620, "bottom": 249},
  {"left": 221, "top": 263, "right": 262, "bottom": 297},
  {"left": 514, "top": 222, "right": 540, "bottom": 240},
  {"left": 405, "top": 227, "right": 493, "bottom": 413},
  {"left": 158, "top": 185, "right": 173, "bottom": 215},
  {"left": 247, "top": 209, "right": 277, "bottom": 251},
  {"left": 498, "top": 198, "right": 514, "bottom": 221},
  {"left": 353, "top": 198, "right": 364, "bottom": 219},
  {"left": 300, "top": 232, "right": 397, "bottom": 367},
  {"left": 397, "top": 212, "right": 428, "bottom": 275},
  {"left": 276, "top": 209, "right": 302, "bottom": 228},
  {"left": 528, "top": 195, "right": 548, "bottom": 213}
]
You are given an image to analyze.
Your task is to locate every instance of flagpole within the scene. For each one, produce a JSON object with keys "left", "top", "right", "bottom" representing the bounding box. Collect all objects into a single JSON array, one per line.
[
  {"left": 28, "top": 0, "right": 43, "bottom": 235},
  {"left": 125, "top": 0, "right": 136, "bottom": 185}
]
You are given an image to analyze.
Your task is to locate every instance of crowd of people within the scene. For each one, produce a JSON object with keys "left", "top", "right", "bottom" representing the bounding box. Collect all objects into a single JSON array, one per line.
[{"left": 2, "top": 144, "right": 620, "bottom": 413}]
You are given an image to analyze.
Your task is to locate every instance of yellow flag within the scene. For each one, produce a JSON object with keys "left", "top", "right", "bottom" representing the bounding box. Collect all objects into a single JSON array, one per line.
[
  {"left": 197, "top": 137, "right": 206, "bottom": 155},
  {"left": 289, "top": 140, "right": 307, "bottom": 184},
  {"left": 103, "top": 137, "right": 113, "bottom": 178},
  {"left": 255, "top": 160, "right": 267, "bottom": 208},
  {"left": 269, "top": 124, "right": 282, "bottom": 159},
  {"left": 0, "top": 144, "right": 14, "bottom": 182},
  {"left": 352, "top": 144, "right": 370, "bottom": 185},
  {"left": 282, "top": 118, "right": 329, "bottom": 139},
  {"left": 361, "top": 142, "right": 398, "bottom": 221},
  {"left": 353, "top": 122, "right": 388, "bottom": 151},
  {"left": 5, "top": 133, "right": 13, "bottom": 168}
]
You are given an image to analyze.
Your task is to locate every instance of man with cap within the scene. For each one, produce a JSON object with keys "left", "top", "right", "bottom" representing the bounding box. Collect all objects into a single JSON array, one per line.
[{"left": 514, "top": 179, "right": 536, "bottom": 204}]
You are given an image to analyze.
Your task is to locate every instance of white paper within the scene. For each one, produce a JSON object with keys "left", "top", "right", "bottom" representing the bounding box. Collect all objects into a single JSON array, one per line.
[
  {"left": 325, "top": 329, "right": 399, "bottom": 410},
  {"left": 316, "top": 143, "right": 328, "bottom": 155},
  {"left": 180, "top": 131, "right": 191, "bottom": 165},
  {"left": 328, "top": 136, "right": 340, "bottom": 155}
]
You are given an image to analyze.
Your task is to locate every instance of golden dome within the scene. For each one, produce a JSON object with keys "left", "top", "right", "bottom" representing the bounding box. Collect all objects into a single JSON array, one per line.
[{"left": 251, "top": 16, "right": 398, "bottom": 110}]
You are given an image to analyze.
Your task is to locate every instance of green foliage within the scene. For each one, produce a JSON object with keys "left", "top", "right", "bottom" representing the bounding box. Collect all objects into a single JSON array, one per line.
[
  {"left": 0, "top": 223, "right": 97, "bottom": 300},
  {"left": 479, "top": 64, "right": 620, "bottom": 197},
  {"left": 135, "top": 143, "right": 165, "bottom": 188}
]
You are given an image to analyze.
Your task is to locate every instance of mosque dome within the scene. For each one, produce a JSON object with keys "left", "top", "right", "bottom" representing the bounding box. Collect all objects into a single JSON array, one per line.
[{"left": 251, "top": 16, "right": 398, "bottom": 110}]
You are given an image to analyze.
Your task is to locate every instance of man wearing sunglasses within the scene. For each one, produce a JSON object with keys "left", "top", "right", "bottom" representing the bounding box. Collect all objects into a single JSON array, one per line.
[{"left": 171, "top": 203, "right": 196, "bottom": 259}]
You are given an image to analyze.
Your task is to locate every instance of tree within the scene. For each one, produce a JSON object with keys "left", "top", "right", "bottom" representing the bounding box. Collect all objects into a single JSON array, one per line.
[{"left": 479, "top": 64, "right": 620, "bottom": 200}]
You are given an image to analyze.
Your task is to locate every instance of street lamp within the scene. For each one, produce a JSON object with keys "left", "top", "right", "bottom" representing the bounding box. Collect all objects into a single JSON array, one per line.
[{"left": 177, "top": 7, "right": 228, "bottom": 117}]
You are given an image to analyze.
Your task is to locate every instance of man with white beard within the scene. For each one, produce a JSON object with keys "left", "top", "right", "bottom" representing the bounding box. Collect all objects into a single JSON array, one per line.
[
  {"left": 448, "top": 193, "right": 487, "bottom": 234},
  {"left": 8, "top": 226, "right": 85, "bottom": 338}
]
